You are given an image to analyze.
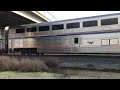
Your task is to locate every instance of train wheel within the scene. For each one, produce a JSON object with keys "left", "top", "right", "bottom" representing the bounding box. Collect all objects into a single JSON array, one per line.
[
  {"left": 5, "top": 52, "right": 8, "bottom": 55},
  {"left": 21, "top": 51, "right": 26, "bottom": 55},
  {"left": 41, "top": 53, "right": 44, "bottom": 55},
  {"left": 35, "top": 52, "right": 39, "bottom": 55}
]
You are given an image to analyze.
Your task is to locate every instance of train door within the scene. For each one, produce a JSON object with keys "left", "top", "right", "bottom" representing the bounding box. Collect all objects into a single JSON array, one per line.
[{"left": 70, "top": 36, "right": 81, "bottom": 53}]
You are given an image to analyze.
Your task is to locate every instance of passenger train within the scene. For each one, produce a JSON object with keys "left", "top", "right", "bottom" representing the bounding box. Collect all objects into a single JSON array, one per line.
[{"left": 1, "top": 13, "right": 120, "bottom": 55}]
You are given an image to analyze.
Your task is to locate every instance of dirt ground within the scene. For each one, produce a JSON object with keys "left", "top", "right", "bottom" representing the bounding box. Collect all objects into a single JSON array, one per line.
[{"left": 0, "top": 70, "right": 120, "bottom": 79}]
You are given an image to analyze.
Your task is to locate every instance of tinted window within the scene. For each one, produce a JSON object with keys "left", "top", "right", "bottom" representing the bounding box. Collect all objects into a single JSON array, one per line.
[
  {"left": 39, "top": 26, "right": 49, "bottom": 31},
  {"left": 83, "top": 20, "right": 98, "bottom": 27},
  {"left": 67, "top": 22, "right": 80, "bottom": 29},
  {"left": 27, "top": 27, "right": 36, "bottom": 32},
  {"left": 52, "top": 24, "right": 64, "bottom": 30},
  {"left": 101, "top": 18, "right": 118, "bottom": 26},
  {"left": 74, "top": 38, "right": 78, "bottom": 44},
  {"left": 16, "top": 28, "right": 25, "bottom": 33}
]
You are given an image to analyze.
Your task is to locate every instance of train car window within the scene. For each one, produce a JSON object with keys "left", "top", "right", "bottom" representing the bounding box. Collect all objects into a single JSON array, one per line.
[
  {"left": 67, "top": 22, "right": 80, "bottom": 29},
  {"left": 83, "top": 20, "right": 98, "bottom": 27},
  {"left": 101, "top": 18, "right": 118, "bottom": 26},
  {"left": 74, "top": 38, "right": 78, "bottom": 44},
  {"left": 52, "top": 24, "right": 64, "bottom": 30},
  {"left": 27, "top": 27, "right": 37, "bottom": 32},
  {"left": 16, "top": 28, "right": 25, "bottom": 33},
  {"left": 39, "top": 26, "right": 49, "bottom": 31},
  {"left": 101, "top": 39, "right": 110, "bottom": 46},
  {"left": 110, "top": 38, "right": 119, "bottom": 45}
]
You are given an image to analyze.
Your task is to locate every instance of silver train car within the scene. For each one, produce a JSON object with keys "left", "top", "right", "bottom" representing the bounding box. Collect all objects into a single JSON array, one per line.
[
  {"left": 2, "top": 13, "right": 120, "bottom": 54},
  {"left": 0, "top": 29, "right": 5, "bottom": 53}
]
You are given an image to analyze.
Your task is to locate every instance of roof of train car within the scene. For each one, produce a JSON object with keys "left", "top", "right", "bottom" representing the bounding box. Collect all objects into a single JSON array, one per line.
[{"left": 10, "top": 12, "right": 120, "bottom": 28}]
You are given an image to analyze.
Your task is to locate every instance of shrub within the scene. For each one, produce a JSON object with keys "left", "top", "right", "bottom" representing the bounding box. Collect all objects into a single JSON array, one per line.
[
  {"left": 18, "top": 59, "right": 49, "bottom": 72},
  {"left": 44, "top": 57, "right": 61, "bottom": 67},
  {"left": 0, "top": 56, "right": 49, "bottom": 72}
]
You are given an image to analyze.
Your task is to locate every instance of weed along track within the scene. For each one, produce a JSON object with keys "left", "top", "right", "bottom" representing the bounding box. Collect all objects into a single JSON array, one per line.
[
  {"left": 0, "top": 55, "right": 120, "bottom": 79},
  {"left": 0, "top": 55, "right": 120, "bottom": 73}
]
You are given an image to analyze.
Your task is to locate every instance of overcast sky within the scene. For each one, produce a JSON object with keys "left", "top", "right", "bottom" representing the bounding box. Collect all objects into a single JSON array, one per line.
[{"left": 49, "top": 11, "right": 120, "bottom": 21}]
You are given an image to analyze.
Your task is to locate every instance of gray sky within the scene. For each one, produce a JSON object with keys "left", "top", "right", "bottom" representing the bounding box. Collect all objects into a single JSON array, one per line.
[{"left": 49, "top": 11, "right": 120, "bottom": 21}]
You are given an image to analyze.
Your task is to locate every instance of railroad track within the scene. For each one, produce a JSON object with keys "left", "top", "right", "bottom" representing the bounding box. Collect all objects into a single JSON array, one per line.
[
  {"left": 1, "top": 54, "right": 120, "bottom": 72},
  {"left": 2, "top": 53, "right": 120, "bottom": 57}
]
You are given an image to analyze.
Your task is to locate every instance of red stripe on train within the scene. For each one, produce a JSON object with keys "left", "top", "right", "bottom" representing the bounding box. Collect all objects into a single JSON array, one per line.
[{"left": 9, "top": 44, "right": 120, "bottom": 49}]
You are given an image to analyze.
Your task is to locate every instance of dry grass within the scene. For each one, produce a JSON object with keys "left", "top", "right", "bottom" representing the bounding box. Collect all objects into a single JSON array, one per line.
[
  {"left": 0, "top": 56, "right": 18, "bottom": 71},
  {"left": 0, "top": 56, "right": 49, "bottom": 72},
  {"left": 44, "top": 57, "right": 61, "bottom": 67},
  {"left": 18, "top": 58, "right": 49, "bottom": 72}
]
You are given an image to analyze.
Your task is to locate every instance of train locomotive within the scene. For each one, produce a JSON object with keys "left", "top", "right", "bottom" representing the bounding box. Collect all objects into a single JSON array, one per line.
[{"left": 1, "top": 13, "right": 120, "bottom": 55}]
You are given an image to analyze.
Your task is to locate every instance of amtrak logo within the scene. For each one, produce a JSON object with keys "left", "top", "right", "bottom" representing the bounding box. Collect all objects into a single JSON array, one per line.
[{"left": 87, "top": 41, "right": 94, "bottom": 44}]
